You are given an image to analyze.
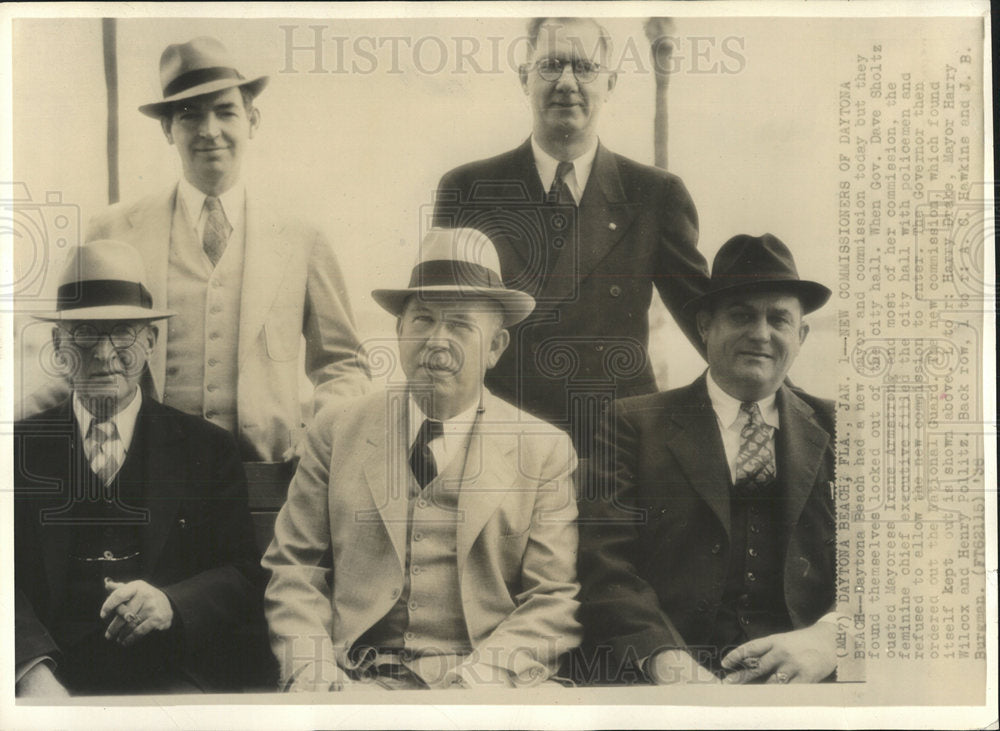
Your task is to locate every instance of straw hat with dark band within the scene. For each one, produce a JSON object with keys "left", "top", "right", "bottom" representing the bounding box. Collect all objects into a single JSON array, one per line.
[
  {"left": 139, "top": 37, "right": 268, "bottom": 119},
  {"left": 372, "top": 228, "right": 535, "bottom": 327},
  {"left": 34, "top": 240, "right": 174, "bottom": 322}
]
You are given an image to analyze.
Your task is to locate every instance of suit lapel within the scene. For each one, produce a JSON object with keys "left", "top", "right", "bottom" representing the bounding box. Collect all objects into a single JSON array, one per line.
[
  {"left": 138, "top": 400, "right": 187, "bottom": 570},
  {"left": 662, "top": 376, "right": 733, "bottom": 537},
  {"left": 126, "top": 189, "right": 175, "bottom": 396},
  {"left": 239, "top": 191, "right": 294, "bottom": 366},
  {"left": 776, "top": 386, "right": 830, "bottom": 530},
  {"left": 544, "top": 143, "right": 640, "bottom": 304},
  {"left": 359, "top": 393, "right": 410, "bottom": 570},
  {"left": 36, "top": 401, "right": 78, "bottom": 605},
  {"left": 455, "top": 395, "right": 518, "bottom": 572}
]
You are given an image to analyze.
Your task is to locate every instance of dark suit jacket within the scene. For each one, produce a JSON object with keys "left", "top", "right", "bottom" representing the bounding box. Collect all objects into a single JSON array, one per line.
[
  {"left": 434, "top": 140, "right": 708, "bottom": 452},
  {"left": 14, "top": 397, "right": 266, "bottom": 691},
  {"left": 576, "top": 375, "right": 836, "bottom": 683}
]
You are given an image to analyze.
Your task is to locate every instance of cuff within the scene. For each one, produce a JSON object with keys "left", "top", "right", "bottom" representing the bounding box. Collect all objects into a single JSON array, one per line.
[{"left": 16, "top": 656, "right": 55, "bottom": 684}]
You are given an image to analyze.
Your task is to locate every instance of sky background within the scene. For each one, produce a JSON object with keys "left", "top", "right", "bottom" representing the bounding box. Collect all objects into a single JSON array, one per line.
[{"left": 9, "top": 15, "right": 982, "bottom": 400}]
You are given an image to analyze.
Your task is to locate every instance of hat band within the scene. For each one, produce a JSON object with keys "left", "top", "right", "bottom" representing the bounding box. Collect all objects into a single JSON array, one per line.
[
  {"left": 409, "top": 259, "right": 504, "bottom": 290},
  {"left": 163, "top": 66, "right": 243, "bottom": 98},
  {"left": 57, "top": 279, "right": 153, "bottom": 312}
]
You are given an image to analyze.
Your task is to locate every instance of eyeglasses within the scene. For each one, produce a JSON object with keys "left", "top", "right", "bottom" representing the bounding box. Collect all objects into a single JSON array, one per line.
[
  {"left": 529, "top": 58, "right": 602, "bottom": 83},
  {"left": 60, "top": 323, "right": 144, "bottom": 350}
]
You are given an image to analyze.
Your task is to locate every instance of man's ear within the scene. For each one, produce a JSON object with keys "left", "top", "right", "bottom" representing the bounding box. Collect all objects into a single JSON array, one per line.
[
  {"left": 145, "top": 324, "right": 159, "bottom": 351},
  {"left": 248, "top": 107, "right": 261, "bottom": 139},
  {"left": 695, "top": 309, "right": 711, "bottom": 344},
  {"left": 518, "top": 64, "right": 530, "bottom": 93},
  {"left": 51, "top": 326, "right": 65, "bottom": 350},
  {"left": 798, "top": 321, "right": 810, "bottom": 345},
  {"left": 606, "top": 70, "right": 618, "bottom": 93},
  {"left": 486, "top": 327, "right": 510, "bottom": 369},
  {"left": 160, "top": 117, "right": 174, "bottom": 144}
]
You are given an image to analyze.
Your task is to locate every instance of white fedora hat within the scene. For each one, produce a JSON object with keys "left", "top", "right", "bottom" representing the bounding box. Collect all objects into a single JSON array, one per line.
[
  {"left": 34, "top": 240, "right": 175, "bottom": 321},
  {"left": 139, "top": 36, "right": 268, "bottom": 119},
  {"left": 372, "top": 227, "right": 535, "bottom": 327}
]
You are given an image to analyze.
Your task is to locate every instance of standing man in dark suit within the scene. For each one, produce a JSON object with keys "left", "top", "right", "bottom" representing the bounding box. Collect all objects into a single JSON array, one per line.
[
  {"left": 433, "top": 17, "right": 709, "bottom": 456},
  {"left": 577, "top": 234, "right": 838, "bottom": 685},
  {"left": 14, "top": 240, "right": 262, "bottom": 696}
]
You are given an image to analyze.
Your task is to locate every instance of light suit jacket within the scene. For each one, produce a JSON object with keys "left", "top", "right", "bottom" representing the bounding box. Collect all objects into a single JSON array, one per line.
[
  {"left": 80, "top": 185, "right": 370, "bottom": 460},
  {"left": 262, "top": 389, "right": 582, "bottom": 688}
]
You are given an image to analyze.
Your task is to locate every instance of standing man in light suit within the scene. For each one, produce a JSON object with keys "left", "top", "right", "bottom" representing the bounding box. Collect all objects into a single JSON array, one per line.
[
  {"left": 263, "top": 228, "right": 581, "bottom": 691},
  {"left": 577, "top": 235, "right": 838, "bottom": 685},
  {"left": 24, "top": 37, "right": 369, "bottom": 461},
  {"left": 433, "top": 17, "right": 709, "bottom": 457}
]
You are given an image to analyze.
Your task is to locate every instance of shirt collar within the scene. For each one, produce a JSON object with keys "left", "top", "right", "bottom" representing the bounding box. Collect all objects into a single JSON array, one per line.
[
  {"left": 705, "top": 369, "right": 780, "bottom": 431},
  {"left": 177, "top": 176, "right": 245, "bottom": 226},
  {"left": 407, "top": 394, "right": 481, "bottom": 448},
  {"left": 72, "top": 387, "right": 143, "bottom": 449},
  {"left": 530, "top": 135, "right": 599, "bottom": 196}
]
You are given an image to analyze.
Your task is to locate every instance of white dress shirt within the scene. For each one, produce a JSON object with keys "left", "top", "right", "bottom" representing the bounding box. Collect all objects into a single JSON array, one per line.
[
  {"left": 704, "top": 370, "right": 779, "bottom": 484},
  {"left": 530, "top": 135, "right": 599, "bottom": 205},
  {"left": 72, "top": 387, "right": 143, "bottom": 467},
  {"left": 407, "top": 396, "right": 481, "bottom": 476},
  {"left": 177, "top": 176, "right": 246, "bottom": 257}
]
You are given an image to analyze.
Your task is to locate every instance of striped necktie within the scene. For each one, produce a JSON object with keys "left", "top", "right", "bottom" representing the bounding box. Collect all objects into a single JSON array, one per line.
[{"left": 85, "top": 419, "right": 122, "bottom": 486}]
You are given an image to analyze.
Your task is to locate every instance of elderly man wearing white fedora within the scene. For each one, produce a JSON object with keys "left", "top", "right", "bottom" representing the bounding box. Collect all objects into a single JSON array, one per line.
[
  {"left": 263, "top": 228, "right": 582, "bottom": 691},
  {"left": 14, "top": 240, "right": 264, "bottom": 695},
  {"left": 22, "top": 36, "right": 370, "bottom": 461}
]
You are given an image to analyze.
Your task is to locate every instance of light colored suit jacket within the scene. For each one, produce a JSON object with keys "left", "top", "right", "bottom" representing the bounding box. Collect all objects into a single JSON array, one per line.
[
  {"left": 84, "top": 185, "right": 370, "bottom": 461},
  {"left": 262, "top": 388, "right": 582, "bottom": 688}
]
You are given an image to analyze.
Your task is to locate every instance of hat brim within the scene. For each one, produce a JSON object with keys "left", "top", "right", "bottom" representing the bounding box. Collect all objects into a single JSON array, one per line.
[
  {"left": 685, "top": 278, "right": 832, "bottom": 315},
  {"left": 139, "top": 75, "right": 269, "bottom": 118},
  {"left": 33, "top": 305, "right": 176, "bottom": 322},
  {"left": 371, "top": 286, "right": 536, "bottom": 327}
]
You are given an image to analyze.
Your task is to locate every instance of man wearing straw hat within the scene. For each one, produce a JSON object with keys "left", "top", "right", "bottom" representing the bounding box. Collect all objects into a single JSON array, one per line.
[
  {"left": 14, "top": 240, "right": 262, "bottom": 695},
  {"left": 577, "top": 234, "right": 838, "bottom": 685},
  {"left": 263, "top": 228, "right": 581, "bottom": 691},
  {"left": 47, "top": 36, "right": 368, "bottom": 462}
]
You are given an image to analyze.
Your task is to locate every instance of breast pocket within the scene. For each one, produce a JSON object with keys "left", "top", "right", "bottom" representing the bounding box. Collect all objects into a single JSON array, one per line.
[{"left": 264, "top": 315, "right": 301, "bottom": 361}]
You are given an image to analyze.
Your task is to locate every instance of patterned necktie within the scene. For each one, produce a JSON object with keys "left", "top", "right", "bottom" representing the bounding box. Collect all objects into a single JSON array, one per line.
[
  {"left": 734, "top": 401, "right": 776, "bottom": 490},
  {"left": 409, "top": 419, "right": 444, "bottom": 489},
  {"left": 548, "top": 160, "right": 575, "bottom": 205},
  {"left": 202, "top": 196, "right": 232, "bottom": 266},
  {"left": 85, "top": 419, "right": 122, "bottom": 486}
]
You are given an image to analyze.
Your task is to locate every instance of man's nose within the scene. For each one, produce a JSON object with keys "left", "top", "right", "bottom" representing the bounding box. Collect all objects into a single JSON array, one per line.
[
  {"left": 746, "top": 316, "right": 770, "bottom": 341},
  {"left": 198, "top": 112, "right": 221, "bottom": 137},
  {"left": 554, "top": 62, "right": 579, "bottom": 90},
  {"left": 91, "top": 334, "right": 117, "bottom": 361}
]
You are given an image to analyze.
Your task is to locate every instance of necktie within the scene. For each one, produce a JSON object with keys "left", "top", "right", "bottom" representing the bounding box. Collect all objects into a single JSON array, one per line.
[
  {"left": 548, "top": 161, "right": 575, "bottom": 205},
  {"left": 202, "top": 196, "right": 232, "bottom": 266},
  {"left": 734, "top": 401, "right": 776, "bottom": 491},
  {"left": 409, "top": 419, "right": 444, "bottom": 489},
  {"left": 85, "top": 419, "right": 122, "bottom": 486}
]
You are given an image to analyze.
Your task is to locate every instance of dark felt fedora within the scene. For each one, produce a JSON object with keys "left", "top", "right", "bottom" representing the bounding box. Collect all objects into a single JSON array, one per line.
[
  {"left": 685, "top": 233, "right": 832, "bottom": 314},
  {"left": 139, "top": 37, "right": 268, "bottom": 118},
  {"left": 372, "top": 228, "right": 536, "bottom": 327}
]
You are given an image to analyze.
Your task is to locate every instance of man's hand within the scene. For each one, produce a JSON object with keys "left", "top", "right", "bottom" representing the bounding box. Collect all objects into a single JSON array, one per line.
[
  {"left": 16, "top": 662, "right": 70, "bottom": 698},
  {"left": 100, "top": 578, "right": 174, "bottom": 647},
  {"left": 721, "top": 621, "right": 837, "bottom": 684},
  {"left": 647, "top": 649, "right": 723, "bottom": 685}
]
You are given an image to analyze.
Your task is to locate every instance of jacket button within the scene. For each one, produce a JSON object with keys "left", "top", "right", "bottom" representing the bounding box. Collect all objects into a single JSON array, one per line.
[
  {"left": 748, "top": 548, "right": 758, "bottom": 558},
  {"left": 391, "top": 588, "right": 400, "bottom": 598},
  {"left": 711, "top": 543, "right": 722, "bottom": 554},
  {"left": 609, "top": 285, "right": 621, "bottom": 297}
]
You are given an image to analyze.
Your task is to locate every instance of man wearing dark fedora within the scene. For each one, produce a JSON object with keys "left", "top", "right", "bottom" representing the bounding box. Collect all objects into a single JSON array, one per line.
[
  {"left": 576, "top": 234, "right": 837, "bottom": 685},
  {"left": 21, "top": 36, "right": 369, "bottom": 461},
  {"left": 263, "top": 228, "right": 581, "bottom": 691},
  {"left": 14, "top": 240, "right": 264, "bottom": 695}
]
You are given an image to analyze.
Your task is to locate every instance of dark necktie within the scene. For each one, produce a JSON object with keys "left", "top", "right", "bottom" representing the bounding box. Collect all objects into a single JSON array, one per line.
[
  {"left": 409, "top": 418, "right": 444, "bottom": 489},
  {"left": 734, "top": 401, "right": 777, "bottom": 491},
  {"left": 547, "top": 160, "right": 575, "bottom": 205},
  {"left": 202, "top": 196, "right": 232, "bottom": 266}
]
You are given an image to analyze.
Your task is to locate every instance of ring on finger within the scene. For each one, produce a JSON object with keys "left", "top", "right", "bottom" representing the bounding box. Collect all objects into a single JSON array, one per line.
[
  {"left": 743, "top": 656, "right": 760, "bottom": 670},
  {"left": 124, "top": 612, "right": 140, "bottom": 626},
  {"left": 773, "top": 671, "right": 790, "bottom": 684}
]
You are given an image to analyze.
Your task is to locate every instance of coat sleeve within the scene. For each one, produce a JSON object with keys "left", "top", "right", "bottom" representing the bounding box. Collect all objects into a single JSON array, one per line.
[
  {"left": 651, "top": 175, "right": 709, "bottom": 356},
  {"left": 464, "top": 435, "right": 583, "bottom": 686},
  {"left": 260, "top": 404, "right": 339, "bottom": 687},
  {"left": 14, "top": 587, "right": 60, "bottom": 669},
  {"left": 302, "top": 228, "right": 371, "bottom": 412},
  {"left": 576, "top": 403, "right": 687, "bottom": 682},
  {"left": 159, "top": 427, "right": 262, "bottom": 658}
]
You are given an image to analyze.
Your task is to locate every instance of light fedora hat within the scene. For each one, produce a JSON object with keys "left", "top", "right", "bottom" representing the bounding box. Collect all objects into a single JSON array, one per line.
[
  {"left": 685, "top": 233, "right": 832, "bottom": 315},
  {"left": 372, "top": 227, "right": 535, "bottom": 327},
  {"left": 139, "top": 36, "right": 269, "bottom": 118},
  {"left": 34, "top": 240, "right": 175, "bottom": 322}
]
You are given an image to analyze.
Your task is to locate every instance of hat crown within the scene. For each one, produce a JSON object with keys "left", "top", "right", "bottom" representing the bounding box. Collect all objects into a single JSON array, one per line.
[
  {"left": 712, "top": 233, "right": 801, "bottom": 284},
  {"left": 416, "top": 227, "right": 502, "bottom": 277},
  {"left": 159, "top": 37, "right": 241, "bottom": 94},
  {"left": 62, "top": 239, "right": 150, "bottom": 288}
]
